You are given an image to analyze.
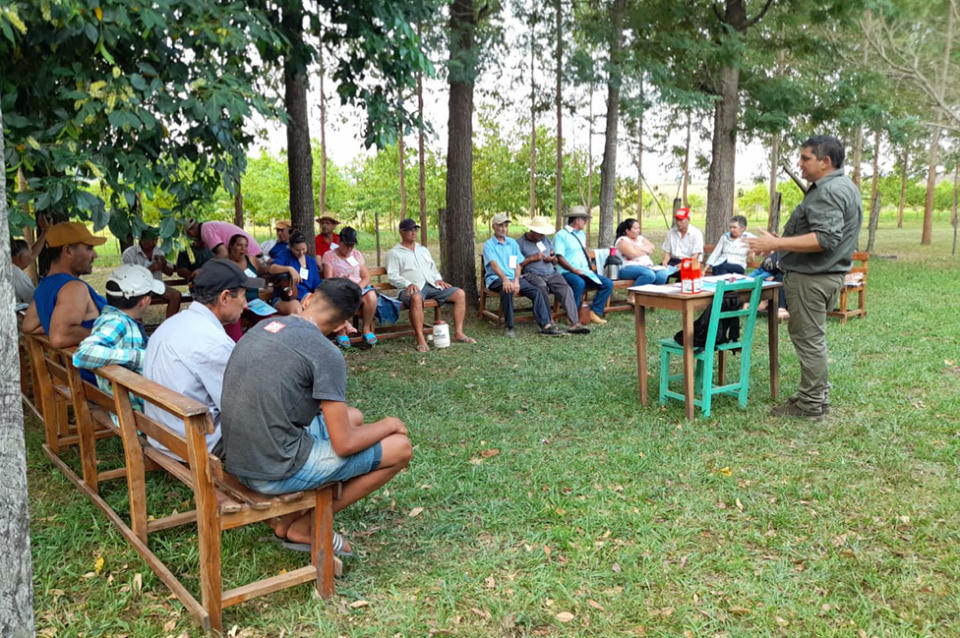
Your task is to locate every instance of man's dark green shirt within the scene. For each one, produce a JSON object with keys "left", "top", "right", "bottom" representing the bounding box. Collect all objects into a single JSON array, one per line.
[{"left": 780, "top": 168, "right": 862, "bottom": 274}]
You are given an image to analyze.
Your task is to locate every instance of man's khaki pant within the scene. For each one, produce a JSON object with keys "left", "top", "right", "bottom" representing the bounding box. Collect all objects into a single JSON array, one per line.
[{"left": 782, "top": 271, "right": 844, "bottom": 412}]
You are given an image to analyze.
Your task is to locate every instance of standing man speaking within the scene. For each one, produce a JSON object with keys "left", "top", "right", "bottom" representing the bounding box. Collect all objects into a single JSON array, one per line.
[{"left": 747, "top": 135, "right": 862, "bottom": 419}]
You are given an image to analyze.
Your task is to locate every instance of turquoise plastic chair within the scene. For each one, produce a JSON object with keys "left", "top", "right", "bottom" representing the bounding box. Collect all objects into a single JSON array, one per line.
[{"left": 658, "top": 277, "right": 764, "bottom": 417}]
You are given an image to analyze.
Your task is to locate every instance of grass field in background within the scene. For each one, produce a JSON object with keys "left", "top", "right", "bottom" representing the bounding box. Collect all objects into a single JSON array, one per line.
[{"left": 25, "top": 221, "right": 960, "bottom": 637}]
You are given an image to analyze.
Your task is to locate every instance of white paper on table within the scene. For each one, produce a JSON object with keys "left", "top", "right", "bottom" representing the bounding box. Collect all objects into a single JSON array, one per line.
[
  {"left": 628, "top": 283, "right": 681, "bottom": 293},
  {"left": 703, "top": 273, "right": 751, "bottom": 283}
]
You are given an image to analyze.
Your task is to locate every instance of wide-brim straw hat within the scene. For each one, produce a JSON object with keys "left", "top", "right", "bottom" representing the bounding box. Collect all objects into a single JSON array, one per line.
[{"left": 525, "top": 216, "right": 556, "bottom": 235}]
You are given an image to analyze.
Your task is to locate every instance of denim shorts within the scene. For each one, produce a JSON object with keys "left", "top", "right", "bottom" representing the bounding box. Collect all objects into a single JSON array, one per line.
[{"left": 241, "top": 415, "right": 382, "bottom": 494}]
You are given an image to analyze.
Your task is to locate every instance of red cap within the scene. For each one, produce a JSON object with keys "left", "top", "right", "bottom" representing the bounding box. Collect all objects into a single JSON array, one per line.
[{"left": 674, "top": 208, "right": 691, "bottom": 221}]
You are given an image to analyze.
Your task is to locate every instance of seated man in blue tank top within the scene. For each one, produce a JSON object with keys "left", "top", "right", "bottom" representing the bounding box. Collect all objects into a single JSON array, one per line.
[{"left": 22, "top": 222, "right": 108, "bottom": 349}]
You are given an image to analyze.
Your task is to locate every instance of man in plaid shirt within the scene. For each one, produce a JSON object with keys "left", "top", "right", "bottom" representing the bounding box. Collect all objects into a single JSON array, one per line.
[{"left": 73, "top": 264, "right": 165, "bottom": 407}]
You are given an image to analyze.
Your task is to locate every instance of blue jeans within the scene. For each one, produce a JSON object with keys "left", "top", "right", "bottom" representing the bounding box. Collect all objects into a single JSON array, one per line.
[
  {"left": 619, "top": 265, "right": 671, "bottom": 286},
  {"left": 710, "top": 261, "right": 745, "bottom": 276},
  {"left": 561, "top": 272, "right": 614, "bottom": 316}
]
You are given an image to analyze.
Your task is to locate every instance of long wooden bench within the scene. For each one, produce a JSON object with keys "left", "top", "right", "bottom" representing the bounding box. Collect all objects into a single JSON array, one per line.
[
  {"left": 22, "top": 334, "right": 340, "bottom": 633},
  {"left": 347, "top": 266, "right": 441, "bottom": 343}
]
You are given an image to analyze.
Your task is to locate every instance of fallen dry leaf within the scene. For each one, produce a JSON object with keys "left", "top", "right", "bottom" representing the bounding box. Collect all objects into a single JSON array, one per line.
[
  {"left": 735, "top": 498, "right": 744, "bottom": 511},
  {"left": 350, "top": 600, "right": 370, "bottom": 609},
  {"left": 163, "top": 618, "right": 177, "bottom": 632},
  {"left": 555, "top": 611, "right": 575, "bottom": 623},
  {"left": 408, "top": 507, "right": 424, "bottom": 518},
  {"left": 718, "top": 466, "right": 733, "bottom": 477},
  {"left": 588, "top": 599, "right": 604, "bottom": 611},
  {"left": 485, "top": 576, "right": 496, "bottom": 589},
  {"left": 612, "top": 563, "right": 622, "bottom": 573},
  {"left": 480, "top": 448, "right": 500, "bottom": 458},
  {"left": 728, "top": 605, "right": 751, "bottom": 615}
]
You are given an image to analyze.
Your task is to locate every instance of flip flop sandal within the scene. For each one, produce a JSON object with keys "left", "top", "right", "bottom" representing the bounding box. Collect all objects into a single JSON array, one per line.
[
  {"left": 363, "top": 332, "right": 378, "bottom": 346},
  {"left": 263, "top": 531, "right": 354, "bottom": 558},
  {"left": 336, "top": 335, "right": 352, "bottom": 349}
]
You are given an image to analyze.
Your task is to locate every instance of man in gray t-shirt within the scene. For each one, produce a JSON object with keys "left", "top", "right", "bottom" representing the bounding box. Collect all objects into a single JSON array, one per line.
[
  {"left": 516, "top": 217, "right": 590, "bottom": 335},
  {"left": 747, "top": 135, "right": 861, "bottom": 419},
  {"left": 221, "top": 278, "right": 412, "bottom": 552}
]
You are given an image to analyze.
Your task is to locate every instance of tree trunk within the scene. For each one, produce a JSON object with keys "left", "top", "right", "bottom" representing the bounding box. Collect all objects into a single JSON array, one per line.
[
  {"left": 529, "top": 20, "right": 537, "bottom": 218},
  {"left": 870, "top": 129, "right": 881, "bottom": 209},
  {"left": 923, "top": 122, "right": 941, "bottom": 245},
  {"left": 319, "top": 62, "right": 328, "bottom": 217},
  {"left": 399, "top": 133, "right": 407, "bottom": 219},
  {"left": 705, "top": 64, "right": 739, "bottom": 243},
  {"left": 443, "top": 0, "right": 479, "bottom": 308},
  {"left": 952, "top": 162, "right": 958, "bottom": 256},
  {"left": 16, "top": 171, "right": 37, "bottom": 283},
  {"left": 284, "top": 7, "right": 316, "bottom": 249},
  {"left": 417, "top": 22, "right": 428, "bottom": 246},
  {"left": 769, "top": 131, "right": 780, "bottom": 223},
  {"left": 769, "top": 191, "right": 782, "bottom": 235},
  {"left": 897, "top": 146, "right": 908, "bottom": 228},
  {"left": 554, "top": 0, "right": 563, "bottom": 229},
  {"left": 866, "top": 191, "right": 881, "bottom": 253},
  {"left": 586, "top": 82, "right": 594, "bottom": 221},
  {"left": 0, "top": 97, "right": 36, "bottom": 638},
  {"left": 682, "top": 112, "right": 692, "bottom": 207},
  {"left": 233, "top": 181, "right": 243, "bottom": 228},
  {"left": 636, "top": 111, "right": 643, "bottom": 233},
  {"left": 852, "top": 126, "right": 864, "bottom": 190},
  {"left": 598, "top": 0, "right": 625, "bottom": 248}
]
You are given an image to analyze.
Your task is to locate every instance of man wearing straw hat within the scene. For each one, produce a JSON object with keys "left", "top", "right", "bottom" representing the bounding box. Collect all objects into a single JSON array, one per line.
[
  {"left": 553, "top": 205, "right": 614, "bottom": 325},
  {"left": 516, "top": 216, "right": 591, "bottom": 335}
]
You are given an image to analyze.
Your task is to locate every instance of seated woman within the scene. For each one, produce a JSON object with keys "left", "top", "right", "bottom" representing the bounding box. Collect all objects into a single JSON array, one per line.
[
  {"left": 227, "top": 234, "right": 268, "bottom": 300},
  {"left": 321, "top": 226, "right": 378, "bottom": 348},
  {"left": 269, "top": 231, "right": 322, "bottom": 315},
  {"left": 705, "top": 215, "right": 755, "bottom": 275},
  {"left": 615, "top": 218, "right": 672, "bottom": 285}
]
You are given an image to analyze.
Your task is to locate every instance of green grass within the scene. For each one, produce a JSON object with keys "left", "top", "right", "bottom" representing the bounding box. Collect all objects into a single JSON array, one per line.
[{"left": 26, "top": 221, "right": 960, "bottom": 636}]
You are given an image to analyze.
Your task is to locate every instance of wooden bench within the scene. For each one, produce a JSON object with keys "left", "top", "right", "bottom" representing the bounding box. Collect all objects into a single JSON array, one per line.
[
  {"left": 348, "top": 266, "right": 441, "bottom": 343},
  {"left": 477, "top": 261, "right": 565, "bottom": 325},
  {"left": 23, "top": 334, "right": 340, "bottom": 633},
  {"left": 828, "top": 251, "right": 868, "bottom": 323}
]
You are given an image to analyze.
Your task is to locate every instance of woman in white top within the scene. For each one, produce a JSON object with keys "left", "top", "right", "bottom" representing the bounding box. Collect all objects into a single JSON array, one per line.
[{"left": 614, "top": 218, "right": 672, "bottom": 285}]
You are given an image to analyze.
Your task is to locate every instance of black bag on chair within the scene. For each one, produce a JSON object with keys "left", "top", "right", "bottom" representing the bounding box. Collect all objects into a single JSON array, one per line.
[{"left": 674, "top": 292, "right": 742, "bottom": 348}]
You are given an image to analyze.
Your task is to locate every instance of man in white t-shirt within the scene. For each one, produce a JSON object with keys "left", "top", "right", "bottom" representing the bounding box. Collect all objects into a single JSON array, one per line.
[
  {"left": 661, "top": 207, "right": 704, "bottom": 267},
  {"left": 121, "top": 227, "right": 181, "bottom": 317},
  {"left": 705, "top": 215, "right": 756, "bottom": 275}
]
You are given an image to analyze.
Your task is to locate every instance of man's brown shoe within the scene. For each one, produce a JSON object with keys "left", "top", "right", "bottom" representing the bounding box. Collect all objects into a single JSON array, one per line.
[{"left": 770, "top": 403, "right": 823, "bottom": 420}]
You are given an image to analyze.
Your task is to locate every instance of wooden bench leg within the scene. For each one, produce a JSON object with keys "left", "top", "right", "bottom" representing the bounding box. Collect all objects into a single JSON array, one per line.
[
  {"left": 185, "top": 415, "right": 223, "bottom": 634},
  {"left": 314, "top": 486, "right": 335, "bottom": 598}
]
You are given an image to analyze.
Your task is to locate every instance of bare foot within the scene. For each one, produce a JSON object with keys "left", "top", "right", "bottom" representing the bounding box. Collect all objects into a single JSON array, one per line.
[{"left": 454, "top": 334, "right": 476, "bottom": 344}]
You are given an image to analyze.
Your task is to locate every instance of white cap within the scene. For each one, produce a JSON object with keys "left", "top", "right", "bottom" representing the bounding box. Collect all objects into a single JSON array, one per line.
[{"left": 106, "top": 264, "right": 166, "bottom": 298}]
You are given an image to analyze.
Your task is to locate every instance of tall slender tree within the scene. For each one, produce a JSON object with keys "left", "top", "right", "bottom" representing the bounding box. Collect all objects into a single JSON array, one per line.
[{"left": 598, "top": 0, "right": 626, "bottom": 247}]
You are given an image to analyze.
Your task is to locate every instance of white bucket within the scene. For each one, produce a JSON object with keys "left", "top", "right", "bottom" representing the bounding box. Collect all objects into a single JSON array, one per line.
[{"left": 433, "top": 321, "right": 451, "bottom": 348}]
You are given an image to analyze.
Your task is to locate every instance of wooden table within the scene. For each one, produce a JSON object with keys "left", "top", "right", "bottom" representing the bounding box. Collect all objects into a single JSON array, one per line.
[{"left": 630, "top": 281, "right": 782, "bottom": 420}]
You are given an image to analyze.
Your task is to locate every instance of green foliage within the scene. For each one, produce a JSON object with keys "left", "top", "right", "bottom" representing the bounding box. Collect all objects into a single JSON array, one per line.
[
  {"left": 736, "top": 181, "right": 805, "bottom": 215},
  {"left": 2, "top": 0, "right": 282, "bottom": 236}
]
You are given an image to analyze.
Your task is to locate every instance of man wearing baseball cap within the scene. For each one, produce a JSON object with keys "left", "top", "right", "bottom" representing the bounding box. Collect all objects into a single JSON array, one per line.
[
  {"left": 260, "top": 220, "right": 292, "bottom": 262},
  {"left": 387, "top": 218, "right": 475, "bottom": 351},
  {"left": 143, "top": 259, "right": 264, "bottom": 458},
  {"left": 121, "top": 226, "right": 182, "bottom": 318},
  {"left": 73, "top": 264, "right": 165, "bottom": 405},
  {"left": 22, "top": 221, "right": 108, "bottom": 350},
  {"left": 661, "top": 207, "right": 704, "bottom": 267}
]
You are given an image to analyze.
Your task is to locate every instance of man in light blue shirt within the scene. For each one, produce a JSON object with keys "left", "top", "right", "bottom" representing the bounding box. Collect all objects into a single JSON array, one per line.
[
  {"left": 143, "top": 259, "right": 262, "bottom": 458},
  {"left": 482, "top": 213, "right": 561, "bottom": 337},
  {"left": 553, "top": 206, "right": 613, "bottom": 325}
]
